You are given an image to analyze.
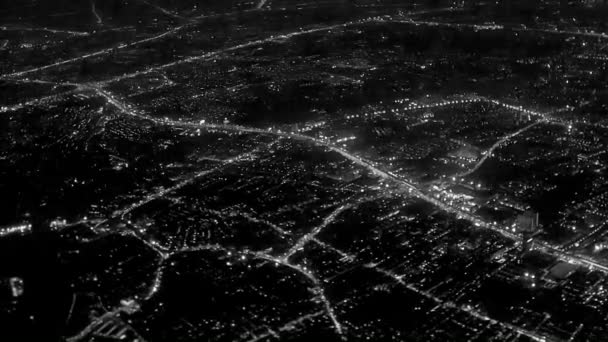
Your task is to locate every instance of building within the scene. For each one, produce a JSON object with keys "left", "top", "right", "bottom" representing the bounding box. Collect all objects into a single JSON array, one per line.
[
  {"left": 0, "top": 276, "right": 23, "bottom": 300},
  {"left": 515, "top": 210, "right": 539, "bottom": 233},
  {"left": 448, "top": 144, "right": 481, "bottom": 162}
]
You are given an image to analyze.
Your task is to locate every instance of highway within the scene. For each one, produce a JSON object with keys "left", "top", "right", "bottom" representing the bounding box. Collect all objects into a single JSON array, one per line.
[
  {"left": 562, "top": 222, "right": 608, "bottom": 251},
  {"left": 282, "top": 196, "right": 381, "bottom": 260},
  {"left": 367, "top": 263, "right": 554, "bottom": 342},
  {"left": 58, "top": 96, "right": 606, "bottom": 342},
  {"left": 188, "top": 122, "right": 608, "bottom": 274},
  {"left": 454, "top": 120, "right": 545, "bottom": 178},
  {"left": 87, "top": 86, "right": 608, "bottom": 276}
]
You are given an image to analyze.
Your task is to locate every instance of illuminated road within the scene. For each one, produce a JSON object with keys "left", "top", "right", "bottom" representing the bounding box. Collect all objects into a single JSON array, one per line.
[
  {"left": 282, "top": 196, "right": 381, "bottom": 260},
  {"left": 454, "top": 120, "right": 545, "bottom": 178},
  {"left": 0, "top": 8, "right": 261, "bottom": 79},
  {"left": 368, "top": 264, "right": 555, "bottom": 342},
  {"left": 94, "top": 15, "right": 607, "bottom": 85},
  {"left": 241, "top": 311, "right": 325, "bottom": 342},
  {"left": 182, "top": 122, "right": 608, "bottom": 274},
  {"left": 256, "top": 0, "right": 270, "bottom": 9},
  {"left": 92, "top": 141, "right": 275, "bottom": 231},
  {"left": 0, "top": 25, "right": 89, "bottom": 37},
  {"left": 563, "top": 222, "right": 608, "bottom": 251},
  {"left": 136, "top": 0, "right": 185, "bottom": 20},
  {"left": 1, "top": 9, "right": 457, "bottom": 80},
  {"left": 86, "top": 85, "right": 608, "bottom": 275},
  {"left": 3, "top": 7, "right": 607, "bottom": 83},
  {"left": 58, "top": 90, "right": 605, "bottom": 342},
  {"left": 283, "top": 202, "right": 355, "bottom": 260},
  {"left": 4, "top": 4, "right": 608, "bottom": 341},
  {"left": 145, "top": 243, "right": 345, "bottom": 336},
  {"left": 89, "top": 0, "right": 103, "bottom": 25}
]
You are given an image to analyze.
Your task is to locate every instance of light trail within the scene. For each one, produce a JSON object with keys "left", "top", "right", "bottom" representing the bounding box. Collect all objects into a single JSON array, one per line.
[
  {"left": 283, "top": 195, "right": 381, "bottom": 260},
  {"left": 253, "top": 253, "right": 344, "bottom": 336},
  {"left": 187, "top": 122, "right": 608, "bottom": 275},
  {"left": 368, "top": 264, "right": 556, "bottom": 342},
  {"left": 0, "top": 90, "right": 80, "bottom": 114},
  {"left": 99, "top": 21, "right": 361, "bottom": 84},
  {"left": 120, "top": 228, "right": 170, "bottom": 259},
  {"left": 93, "top": 14, "right": 605, "bottom": 86},
  {"left": 0, "top": 9, "right": 258, "bottom": 79},
  {"left": 453, "top": 120, "right": 545, "bottom": 179},
  {"left": 2, "top": 10, "right": 456, "bottom": 84},
  {"left": 568, "top": 323, "right": 585, "bottom": 342},
  {"left": 283, "top": 202, "right": 356, "bottom": 260},
  {"left": 136, "top": 0, "right": 184, "bottom": 20},
  {"left": 241, "top": 311, "right": 325, "bottom": 342},
  {"left": 15, "top": 5, "right": 606, "bottom": 341},
  {"left": 65, "top": 293, "right": 78, "bottom": 324},
  {"left": 0, "top": 223, "right": 32, "bottom": 237},
  {"left": 61, "top": 113, "right": 592, "bottom": 342},
  {"left": 312, "top": 238, "right": 355, "bottom": 261},
  {"left": 256, "top": 0, "right": 270, "bottom": 10},
  {"left": 93, "top": 143, "right": 273, "bottom": 230},
  {"left": 89, "top": 85, "right": 155, "bottom": 120},
  {"left": 238, "top": 213, "right": 290, "bottom": 236},
  {"left": 306, "top": 236, "right": 556, "bottom": 341},
  {"left": 0, "top": 78, "right": 83, "bottom": 114},
  {"left": 562, "top": 222, "right": 608, "bottom": 251},
  {"left": 144, "top": 260, "right": 166, "bottom": 300},
  {"left": 0, "top": 23, "right": 177, "bottom": 78},
  {"left": 88, "top": 84, "right": 608, "bottom": 275},
  {"left": 90, "top": 0, "right": 103, "bottom": 25},
  {"left": 0, "top": 25, "right": 90, "bottom": 37},
  {"left": 3, "top": 7, "right": 606, "bottom": 81},
  {"left": 142, "top": 244, "right": 345, "bottom": 337},
  {"left": 66, "top": 305, "right": 148, "bottom": 342},
  {"left": 397, "top": 17, "right": 608, "bottom": 41}
]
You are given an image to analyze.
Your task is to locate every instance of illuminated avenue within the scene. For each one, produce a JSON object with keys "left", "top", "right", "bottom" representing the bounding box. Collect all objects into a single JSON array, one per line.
[{"left": 2, "top": 1, "right": 608, "bottom": 342}]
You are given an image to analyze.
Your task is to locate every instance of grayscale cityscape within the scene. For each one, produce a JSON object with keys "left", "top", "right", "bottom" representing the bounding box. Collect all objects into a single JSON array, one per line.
[{"left": 1, "top": 0, "right": 608, "bottom": 341}]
